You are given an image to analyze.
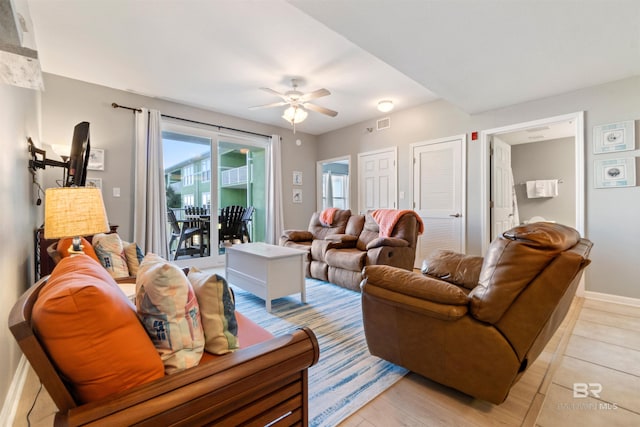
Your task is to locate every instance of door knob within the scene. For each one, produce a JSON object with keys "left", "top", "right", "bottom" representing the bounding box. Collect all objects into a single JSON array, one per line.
[{"left": 449, "top": 213, "right": 461, "bottom": 218}]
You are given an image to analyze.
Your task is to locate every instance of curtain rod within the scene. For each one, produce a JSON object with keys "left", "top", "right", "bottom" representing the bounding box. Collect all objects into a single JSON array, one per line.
[{"left": 111, "top": 102, "right": 271, "bottom": 139}]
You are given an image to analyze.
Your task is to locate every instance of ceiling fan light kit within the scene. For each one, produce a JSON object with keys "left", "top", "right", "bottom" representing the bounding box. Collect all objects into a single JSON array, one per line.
[
  {"left": 249, "top": 78, "right": 337, "bottom": 133},
  {"left": 377, "top": 100, "right": 394, "bottom": 113}
]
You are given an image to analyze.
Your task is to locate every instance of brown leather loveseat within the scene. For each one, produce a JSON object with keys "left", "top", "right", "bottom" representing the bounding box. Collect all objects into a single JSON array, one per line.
[
  {"left": 281, "top": 209, "right": 421, "bottom": 291},
  {"left": 361, "top": 222, "right": 592, "bottom": 404}
]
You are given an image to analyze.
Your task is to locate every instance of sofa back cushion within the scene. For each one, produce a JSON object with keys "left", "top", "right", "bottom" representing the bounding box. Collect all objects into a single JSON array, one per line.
[
  {"left": 357, "top": 212, "right": 419, "bottom": 251},
  {"left": 344, "top": 214, "right": 364, "bottom": 237},
  {"left": 136, "top": 253, "right": 205, "bottom": 374},
  {"left": 469, "top": 222, "right": 581, "bottom": 324},
  {"left": 356, "top": 213, "right": 381, "bottom": 251},
  {"left": 308, "top": 209, "right": 351, "bottom": 239},
  {"left": 32, "top": 255, "right": 164, "bottom": 403}
]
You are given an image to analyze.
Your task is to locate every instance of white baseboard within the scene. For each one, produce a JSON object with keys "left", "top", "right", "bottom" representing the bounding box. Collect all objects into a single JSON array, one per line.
[
  {"left": 584, "top": 291, "right": 640, "bottom": 307},
  {"left": 0, "top": 355, "right": 29, "bottom": 427}
]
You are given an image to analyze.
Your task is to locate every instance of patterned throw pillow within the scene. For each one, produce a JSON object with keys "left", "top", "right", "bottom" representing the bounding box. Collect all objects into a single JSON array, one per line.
[
  {"left": 136, "top": 253, "right": 205, "bottom": 374},
  {"left": 92, "top": 233, "right": 130, "bottom": 278},
  {"left": 122, "top": 241, "right": 144, "bottom": 276},
  {"left": 188, "top": 267, "right": 239, "bottom": 354},
  {"left": 32, "top": 255, "right": 164, "bottom": 403}
]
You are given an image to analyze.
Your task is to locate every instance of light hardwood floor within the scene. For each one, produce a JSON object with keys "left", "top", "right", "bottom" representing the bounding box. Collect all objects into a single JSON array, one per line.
[
  {"left": 339, "top": 297, "right": 640, "bottom": 427},
  {"left": 11, "top": 297, "right": 640, "bottom": 427}
]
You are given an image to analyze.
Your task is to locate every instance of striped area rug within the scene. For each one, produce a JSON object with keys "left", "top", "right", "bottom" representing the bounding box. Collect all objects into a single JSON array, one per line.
[{"left": 231, "top": 278, "right": 408, "bottom": 427}]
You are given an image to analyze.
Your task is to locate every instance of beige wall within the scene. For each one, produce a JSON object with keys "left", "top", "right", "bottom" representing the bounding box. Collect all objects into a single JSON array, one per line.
[
  {"left": 0, "top": 82, "right": 40, "bottom": 408},
  {"left": 316, "top": 76, "right": 640, "bottom": 299}
]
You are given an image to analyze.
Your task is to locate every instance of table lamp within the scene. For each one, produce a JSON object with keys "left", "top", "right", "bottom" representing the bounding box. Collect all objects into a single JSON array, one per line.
[{"left": 44, "top": 187, "right": 109, "bottom": 254}]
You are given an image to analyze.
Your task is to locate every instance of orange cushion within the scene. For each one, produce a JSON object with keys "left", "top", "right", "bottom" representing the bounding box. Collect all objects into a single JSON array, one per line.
[
  {"left": 32, "top": 255, "right": 164, "bottom": 403},
  {"left": 57, "top": 237, "right": 100, "bottom": 264}
]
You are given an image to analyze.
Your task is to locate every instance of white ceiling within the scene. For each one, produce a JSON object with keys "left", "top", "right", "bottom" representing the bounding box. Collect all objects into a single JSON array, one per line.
[{"left": 25, "top": 0, "right": 640, "bottom": 136}]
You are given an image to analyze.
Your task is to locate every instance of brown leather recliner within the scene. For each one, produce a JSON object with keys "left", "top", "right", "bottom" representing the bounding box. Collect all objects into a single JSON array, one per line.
[
  {"left": 280, "top": 209, "right": 352, "bottom": 276},
  {"left": 282, "top": 210, "right": 420, "bottom": 291},
  {"left": 323, "top": 212, "right": 419, "bottom": 291},
  {"left": 361, "top": 222, "right": 593, "bottom": 404}
]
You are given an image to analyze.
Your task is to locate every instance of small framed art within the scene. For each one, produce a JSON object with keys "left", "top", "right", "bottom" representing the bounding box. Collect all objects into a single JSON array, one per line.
[
  {"left": 594, "top": 158, "right": 636, "bottom": 188},
  {"left": 88, "top": 148, "right": 105, "bottom": 170},
  {"left": 293, "top": 188, "right": 302, "bottom": 203},
  {"left": 593, "top": 121, "right": 635, "bottom": 154},
  {"left": 293, "top": 171, "right": 303, "bottom": 186}
]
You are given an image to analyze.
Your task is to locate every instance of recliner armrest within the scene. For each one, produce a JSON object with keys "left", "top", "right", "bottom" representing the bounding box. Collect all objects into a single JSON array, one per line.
[
  {"left": 324, "top": 233, "right": 358, "bottom": 247},
  {"left": 366, "top": 237, "right": 409, "bottom": 250},
  {"left": 363, "top": 265, "right": 469, "bottom": 306},
  {"left": 281, "top": 230, "right": 314, "bottom": 242}
]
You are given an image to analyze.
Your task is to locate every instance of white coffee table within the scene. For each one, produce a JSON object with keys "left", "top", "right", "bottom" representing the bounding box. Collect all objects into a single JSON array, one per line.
[{"left": 225, "top": 242, "right": 307, "bottom": 312}]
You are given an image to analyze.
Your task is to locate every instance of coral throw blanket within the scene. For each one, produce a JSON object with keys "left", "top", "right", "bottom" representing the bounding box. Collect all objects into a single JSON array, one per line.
[
  {"left": 372, "top": 209, "right": 424, "bottom": 237},
  {"left": 319, "top": 208, "right": 339, "bottom": 226}
]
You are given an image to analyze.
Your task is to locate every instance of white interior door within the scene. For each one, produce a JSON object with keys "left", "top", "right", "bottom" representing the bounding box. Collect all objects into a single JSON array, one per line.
[
  {"left": 358, "top": 148, "right": 397, "bottom": 214},
  {"left": 491, "top": 137, "right": 515, "bottom": 240},
  {"left": 412, "top": 135, "right": 465, "bottom": 267}
]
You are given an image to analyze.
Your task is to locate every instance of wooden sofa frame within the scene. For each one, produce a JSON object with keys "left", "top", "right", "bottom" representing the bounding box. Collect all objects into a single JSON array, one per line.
[{"left": 9, "top": 276, "right": 320, "bottom": 426}]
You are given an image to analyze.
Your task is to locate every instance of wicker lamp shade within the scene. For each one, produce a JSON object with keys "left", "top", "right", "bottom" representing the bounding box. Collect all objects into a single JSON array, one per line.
[{"left": 44, "top": 187, "right": 109, "bottom": 240}]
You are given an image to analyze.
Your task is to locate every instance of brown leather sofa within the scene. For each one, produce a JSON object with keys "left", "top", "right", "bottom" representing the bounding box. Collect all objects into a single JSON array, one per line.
[
  {"left": 281, "top": 210, "right": 420, "bottom": 291},
  {"left": 361, "top": 222, "right": 592, "bottom": 404}
]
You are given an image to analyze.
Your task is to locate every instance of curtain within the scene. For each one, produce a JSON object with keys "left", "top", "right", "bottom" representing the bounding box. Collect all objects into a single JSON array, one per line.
[
  {"left": 509, "top": 167, "right": 520, "bottom": 227},
  {"left": 133, "top": 108, "right": 168, "bottom": 258},
  {"left": 325, "top": 171, "right": 334, "bottom": 208},
  {"left": 266, "top": 134, "right": 283, "bottom": 244}
]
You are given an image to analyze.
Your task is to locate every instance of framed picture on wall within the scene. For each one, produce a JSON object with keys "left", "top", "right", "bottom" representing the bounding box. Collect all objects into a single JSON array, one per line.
[
  {"left": 593, "top": 121, "right": 635, "bottom": 154},
  {"left": 594, "top": 158, "right": 636, "bottom": 188},
  {"left": 293, "top": 188, "right": 302, "bottom": 203},
  {"left": 293, "top": 171, "right": 303, "bottom": 185},
  {"left": 88, "top": 148, "right": 105, "bottom": 170}
]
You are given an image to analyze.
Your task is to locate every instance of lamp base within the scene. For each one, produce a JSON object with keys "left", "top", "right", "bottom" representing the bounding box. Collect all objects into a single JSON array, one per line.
[{"left": 67, "top": 236, "right": 85, "bottom": 255}]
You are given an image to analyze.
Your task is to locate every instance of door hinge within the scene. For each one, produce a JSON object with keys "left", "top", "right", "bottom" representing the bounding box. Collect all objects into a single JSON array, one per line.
[
  {"left": 489, "top": 200, "right": 494, "bottom": 208},
  {"left": 489, "top": 147, "right": 494, "bottom": 156}
]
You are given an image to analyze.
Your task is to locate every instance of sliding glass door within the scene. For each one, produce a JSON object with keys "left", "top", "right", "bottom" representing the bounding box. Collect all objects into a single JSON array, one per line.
[{"left": 161, "top": 121, "right": 267, "bottom": 267}]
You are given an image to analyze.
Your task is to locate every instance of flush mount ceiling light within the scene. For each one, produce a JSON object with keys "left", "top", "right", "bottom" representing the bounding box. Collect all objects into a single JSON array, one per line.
[{"left": 377, "top": 100, "right": 394, "bottom": 113}]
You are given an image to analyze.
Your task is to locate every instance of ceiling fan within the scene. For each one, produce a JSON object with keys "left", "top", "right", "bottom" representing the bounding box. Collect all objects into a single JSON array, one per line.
[{"left": 250, "top": 78, "right": 338, "bottom": 132}]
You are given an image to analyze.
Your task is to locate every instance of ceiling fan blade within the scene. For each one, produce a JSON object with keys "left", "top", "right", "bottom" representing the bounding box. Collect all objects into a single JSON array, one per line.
[
  {"left": 303, "top": 103, "right": 338, "bottom": 117},
  {"left": 260, "top": 87, "right": 289, "bottom": 100},
  {"left": 249, "top": 101, "right": 288, "bottom": 110},
  {"left": 299, "top": 88, "right": 330, "bottom": 102}
]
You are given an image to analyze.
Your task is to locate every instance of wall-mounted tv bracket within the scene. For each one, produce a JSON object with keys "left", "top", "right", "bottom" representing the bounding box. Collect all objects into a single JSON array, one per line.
[{"left": 28, "top": 137, "right": 70, "bottom": 187}]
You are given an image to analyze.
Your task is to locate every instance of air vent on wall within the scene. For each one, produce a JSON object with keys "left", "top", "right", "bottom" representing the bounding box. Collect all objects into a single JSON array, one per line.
[
  {"left": 377, "top": 117, "right": 391, "bottom": 131},
  {"left": 526, "top": 126, "right": 550, "bottom": 133}
]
